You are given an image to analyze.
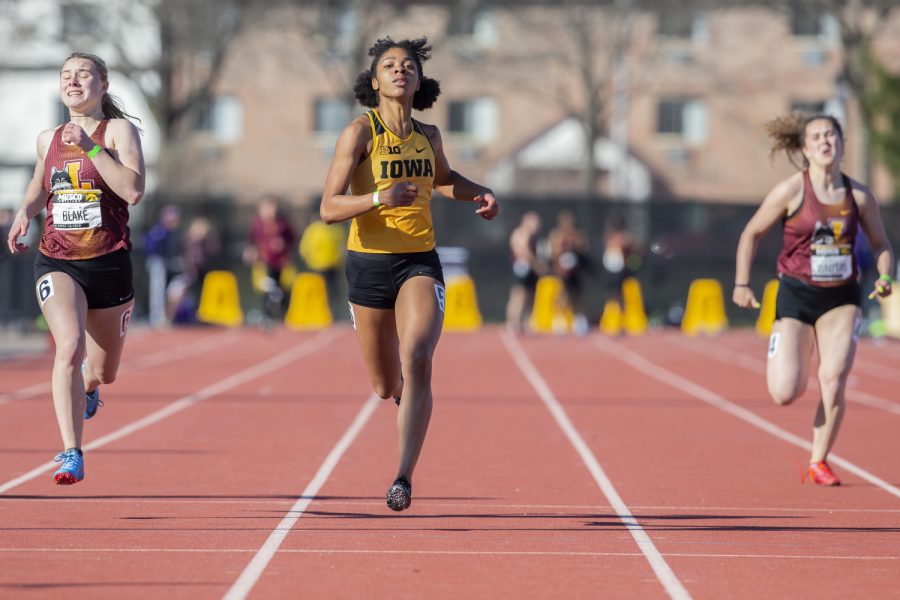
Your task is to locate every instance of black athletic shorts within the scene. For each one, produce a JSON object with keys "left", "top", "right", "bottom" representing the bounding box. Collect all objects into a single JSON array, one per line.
[
  {"left": 34, "top": 249, "right": 134, "bottom": 310},
  {"left": 345, "top": 249, "right": 444, "bottom": 309},
  {"left": 775, "top": 275, "right": 860, "bottom": 326}
]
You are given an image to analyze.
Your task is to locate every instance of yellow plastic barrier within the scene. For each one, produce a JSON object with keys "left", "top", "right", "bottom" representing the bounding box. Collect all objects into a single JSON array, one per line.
[
  {"left": 443, "top": 275, "right": 482, "bottom": 331},
  {"left": 530, "top": 276, "right": 572, "bottom": 334},
  {"left": 197, "top": 270, "right": 243, "bottom": 327},
  {"left": 622, "top": 277, "right": 648, "bottom": 335},
  {"left": 681, "top": 278, "right": 728, "bottom": 336},
  {"left": 755, "top": 279, "right": 779, "bottom": 337},
  {"left": 285, "top": 272, "right": 332, "bottom": 329},
  {"left": 599, "top": 300, "right": 623, "bottom": 335}
]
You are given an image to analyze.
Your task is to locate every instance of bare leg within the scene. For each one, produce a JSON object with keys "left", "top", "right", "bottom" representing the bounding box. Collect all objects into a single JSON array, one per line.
[
  {"left": 393, "top": 276, "right": 443, "bottom": 480},
  {"left": 349, "top": 303, "right": 402, "bottom": 400},
  {"left": 83, "top": 300, "right": 134, "bottom": 392},
  {"left": 811, "top": 305, "right": 860, "bottom": 462},
  {"left": 766, "top": 318, "right": 814, "bottom": 406},
  {"left": 36, "top": 273, "right": 88, "bottom": 450}
]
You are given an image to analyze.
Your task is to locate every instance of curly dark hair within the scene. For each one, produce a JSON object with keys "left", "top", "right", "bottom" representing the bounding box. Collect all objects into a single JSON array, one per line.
[
  {"left": 352, "top": 37, "right": 441, "bottom": 110},
  {"left": 765, "top": 113, "right": 844, "bottom": 169}
]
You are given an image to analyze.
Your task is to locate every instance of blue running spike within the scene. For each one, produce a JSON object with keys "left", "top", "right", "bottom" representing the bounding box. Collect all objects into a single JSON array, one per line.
[
  {"left": 84, "top": 387, "right": 103, "bottom": 419},
  {"left": 53, "top": 449, "right": 84, "bottom": 485}
]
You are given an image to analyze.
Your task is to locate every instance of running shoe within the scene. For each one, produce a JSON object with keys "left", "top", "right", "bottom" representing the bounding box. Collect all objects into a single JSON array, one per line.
[
  {"left": 806, "top": 461, "right": 841, "bottom": 486},
  {"left": 53, "top": 449, "right": 84, "bottom": 485},
  {"left": 84, "top": 387, "right": 103, "bottom": 420},
  {"left": 386, "top": 476, "right": 412, "bottom": 511}
]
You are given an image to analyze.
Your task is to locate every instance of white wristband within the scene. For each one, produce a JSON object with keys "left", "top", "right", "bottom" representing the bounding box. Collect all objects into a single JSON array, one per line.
[{"left": 372, "top": 191, "right": 381, "bottom": 208}]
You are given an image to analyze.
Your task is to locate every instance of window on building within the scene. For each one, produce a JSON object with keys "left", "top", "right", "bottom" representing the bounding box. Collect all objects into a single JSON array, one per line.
[
  {"left": 314, "top": 98, "right": 353, "bottom": 134},
  {"left": 195, "top": 95, "right": 243, "bottom": 144},
  {"left": 790, "top": 100, "right": 826, "bottom": 115},
  {"left": 790, "top": 2, "right": 823, "bottom": 37},
  {"left": 61, "top": 1, "right": 99, "bottom": 39},
  {"left": 447, "top": 97, "right": 498, "bottom": 144},
  {"left": 447, "top": 8, "right": 497, "bottom": 48},
  {"left": 657, "top": 98, "right": 708, "bottom": 144}
]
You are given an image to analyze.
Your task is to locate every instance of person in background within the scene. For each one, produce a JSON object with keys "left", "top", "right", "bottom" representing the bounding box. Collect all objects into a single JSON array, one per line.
[
  {"left": 505, "top": 211, "right": 543, "bottom": 334},
  {"left": 548, "top": 209, "right": 590, "bottom": 335},
  {"left": 244, "top": 195, "right": 296, "bottom": 323},
  {"left": 143, "top": 204, "right": 181, "bottom": 327},
  {"left": 299, "top": 214, "right": 345, "bottom": 318},
  {"left": 5, "top": 52, "right": 145, "bottom": 484},
  {"left": 319, "top": 36, "right": 499, "bottom": 511},
  {"left": 602, "top": 213, "right": 641, "bottom": 307},
  {"left": 734, "top": 113, "right": 894, "bottom": 486},
  {"left": 169, "top": 216, "right": 220, "bottom": 324}
]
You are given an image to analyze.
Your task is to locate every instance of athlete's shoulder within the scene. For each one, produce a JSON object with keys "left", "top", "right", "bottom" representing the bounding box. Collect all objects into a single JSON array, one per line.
[
  {"left": 771, "top": 171, "right": 804, "bottom": 201},
  {"left": 844, "top": 174, "right": 875, "bottom": 208},
  {"left": 105, "top": 118, "right": 142, "bottom": 138},
  {"left": 36, "top": 127, "right": 59, "bottom": 158},
  {"left": 343, "top": 113, "right": 374, "bottom": 138}
]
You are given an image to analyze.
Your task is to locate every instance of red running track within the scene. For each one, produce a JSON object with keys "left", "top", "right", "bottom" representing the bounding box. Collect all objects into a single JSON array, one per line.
[{"left": 0, "top": 325, "right": 898, "bottom": 599}]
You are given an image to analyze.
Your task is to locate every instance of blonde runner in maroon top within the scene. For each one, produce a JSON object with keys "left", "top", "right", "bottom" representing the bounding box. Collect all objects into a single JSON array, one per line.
[
  {"left": 776, "top": 170, "right": 859, "bottom": 288},
  {"left": 40, "top": 119, "right": 131, "bottom": 260}
]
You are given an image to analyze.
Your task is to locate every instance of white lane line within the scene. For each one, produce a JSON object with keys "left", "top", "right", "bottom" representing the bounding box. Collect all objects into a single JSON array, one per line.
[
  {"left": 501, "top": 332, "right": 692, "bottom": 600},
  {"left": 0, "top": 329, "right": 341, "bottom": 495},
  {"left": 2, "top": 548, "right": 899, "bottom": 560},
  {"left": 666, "top": 336, "right": 900, "bottom": 417},
  {"left": 222, "top": 393, "right": 380, "bottom": 600},
  {"left": 0, "top": 330, "right": 241, "bottom": 406},
  {"left": 594, "top": 338, "right": 900, "bottom": 501}
]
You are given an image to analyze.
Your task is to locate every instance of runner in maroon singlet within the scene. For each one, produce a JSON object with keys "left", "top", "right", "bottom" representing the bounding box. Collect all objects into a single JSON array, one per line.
[
  {"left": 6, "top": 53, "right": 145, "bottom": 485},
  {"left": 733, "top": 114, "right": 894, "bottom": 486}
]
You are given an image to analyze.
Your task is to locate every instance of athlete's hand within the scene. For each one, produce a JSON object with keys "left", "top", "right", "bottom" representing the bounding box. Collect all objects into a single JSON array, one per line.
[
  {"left": 381, "top": 182, "right": 418, "bottom": 208},
  {"left": 732, "top": 285, "right": 760, "bottom": 309},
  {"left": 61, "top": 122, "right": 94, "bottom": 152},
  {"left": 6, "top": 211, "right": 30, "bottom": 255},
  {"left": 868, "top": 276, "right": 893, "bottom": 300},
  {"left": 474, "top": 191, "right": 499, "bottom": 220}
]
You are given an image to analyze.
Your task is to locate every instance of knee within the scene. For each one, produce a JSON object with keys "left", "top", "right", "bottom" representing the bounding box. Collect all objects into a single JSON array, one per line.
[
  {"left": 768, "top": 380, "right": 803, "bottom": 406},
  {"left": 54, "top": 336, "right": 86, "bottom": 369},
  {"left": 402, "top": 346, "right": 433, "bottom": 378},
  {"left": 371, "top": 377, "right": 401, "bottom": 401},
  {"left": 817, "top": 367, "right": 848, "bottom": 400},
  {"left": 91, "top": 366, "right": 118, "bottom": 385}
]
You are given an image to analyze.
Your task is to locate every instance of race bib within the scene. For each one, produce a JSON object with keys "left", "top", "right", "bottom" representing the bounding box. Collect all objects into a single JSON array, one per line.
[
  {"left": 810, "top": 243, "right": 852, "bottom": 282},
  {"left": 51, "top": 189, "right": 103, "bottom": 230}
]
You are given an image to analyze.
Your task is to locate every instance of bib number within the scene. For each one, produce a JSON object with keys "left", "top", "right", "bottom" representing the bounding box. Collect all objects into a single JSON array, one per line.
[
  {"left": 810, "top": 244, "right": 852, "bottom": 282},
  {"left": 52, "top": 189, "right": 102, "bottom": 230}
]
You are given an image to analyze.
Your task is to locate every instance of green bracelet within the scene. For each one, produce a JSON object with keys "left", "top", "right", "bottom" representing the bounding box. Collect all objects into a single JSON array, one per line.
[
  {"left": 878, "top": 273, "right": 893, "bottom": 283},
  {"left": 86, "top": 144, "right": 102, "bottom": 158}
]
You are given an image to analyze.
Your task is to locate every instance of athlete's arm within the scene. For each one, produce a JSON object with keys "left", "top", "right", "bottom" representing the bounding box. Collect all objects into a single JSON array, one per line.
[
  {"left": 853, "top": 181, "right": 894, "bottom": 298},
  {"left": 733, "top": 173, "right": 799, "bottom": 308},
  {"left": 320, "top": 115, "right": 417, "bottom": 224},
  {"left": 62, "top": 118, "right": 145, "bottom": 205},
  {"left": 7, "top": 130, "right": 54, "bottom": 254},
  {"left": 427, "top": 125, "right": 498, "bottom": 220}
]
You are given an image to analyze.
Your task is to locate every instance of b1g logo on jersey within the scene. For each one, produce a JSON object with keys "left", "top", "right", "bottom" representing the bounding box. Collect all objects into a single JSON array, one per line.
[
  {"left": 37, "top": 275, "right": 55, "bottom": 306},
  {"left": 379, "top": 145, "right": 401, "bottom": 155}
]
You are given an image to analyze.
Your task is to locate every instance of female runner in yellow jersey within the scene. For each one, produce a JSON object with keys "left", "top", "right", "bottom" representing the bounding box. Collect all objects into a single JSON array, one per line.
[{"left": 320, "top": 37, "right": 499, "bottom": 511}]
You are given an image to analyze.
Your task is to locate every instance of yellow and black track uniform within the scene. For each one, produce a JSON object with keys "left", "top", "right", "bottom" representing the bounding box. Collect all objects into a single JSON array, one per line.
[{"left": 345, "top": 109, "right": 445, "bottom": 309}]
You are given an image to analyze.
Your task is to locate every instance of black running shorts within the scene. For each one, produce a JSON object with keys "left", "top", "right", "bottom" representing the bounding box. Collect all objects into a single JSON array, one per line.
[
  {"left": 345, "top": 249, "right": 444, "bottom": 309},
  {"left": 34, "top": 249, "right": 134, "bottom": 310},
  {"left": 775, "top": 275, "right": 860, "bottom": 326}
]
